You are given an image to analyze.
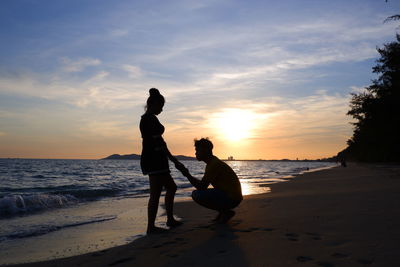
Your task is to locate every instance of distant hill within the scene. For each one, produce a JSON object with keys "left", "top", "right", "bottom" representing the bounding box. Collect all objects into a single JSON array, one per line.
[
  {"left": 175, "top": 155, "right": 196, "bottom": 161},
  {"left": 102, "top": 154, "right": 196, "bottom": 160},
  {"left": 102, "top": 154, "right": 141, "bottom": 160}
]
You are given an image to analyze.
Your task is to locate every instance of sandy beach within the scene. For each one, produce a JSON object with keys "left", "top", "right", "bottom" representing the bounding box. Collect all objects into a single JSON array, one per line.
[{"left": 14, "top": 163, "right": 400, "bottom": 267}]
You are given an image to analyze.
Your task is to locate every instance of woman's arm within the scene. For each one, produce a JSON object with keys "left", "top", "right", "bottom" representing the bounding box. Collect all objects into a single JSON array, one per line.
[
  {"left": 164, "top": 144, "right": 179, "bottom": 164},
  {"left": 158, "top": 139, "right": 186, "bottom": 171}
]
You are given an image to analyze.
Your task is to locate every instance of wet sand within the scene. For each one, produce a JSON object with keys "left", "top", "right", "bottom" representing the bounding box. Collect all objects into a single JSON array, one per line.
[
  {"left": 16, "top": 163, "right": 400, "bottom": 266},
  {"left": 0, "top": 197, "right": 150, "bottom": 265}
]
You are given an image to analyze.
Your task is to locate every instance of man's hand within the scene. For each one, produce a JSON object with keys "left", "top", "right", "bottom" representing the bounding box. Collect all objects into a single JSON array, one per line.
[{"left": 174, "top": 162, "right": 190, "bottom": 177}]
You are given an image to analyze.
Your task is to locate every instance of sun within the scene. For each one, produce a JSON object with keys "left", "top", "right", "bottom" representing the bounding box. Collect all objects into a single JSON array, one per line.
[{"left": 211, "top": 109, "right": 257, "bottom": 142}]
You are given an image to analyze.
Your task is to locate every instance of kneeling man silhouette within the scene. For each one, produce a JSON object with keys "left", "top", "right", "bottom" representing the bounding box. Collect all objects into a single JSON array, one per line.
[{"left": 178, "top": 138, "right": 243, "bottom": 223}]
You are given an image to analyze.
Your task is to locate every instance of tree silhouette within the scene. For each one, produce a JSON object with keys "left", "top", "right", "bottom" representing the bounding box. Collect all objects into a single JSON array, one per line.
[
  {"left": 384, "top": 0, "right": 400, "bottom": 26},
  {"left": 384, "top": 15, "right": 400, "bottom": 23},
  {"left": 340, "top": 35, "right": 400, "bottom": 162}
]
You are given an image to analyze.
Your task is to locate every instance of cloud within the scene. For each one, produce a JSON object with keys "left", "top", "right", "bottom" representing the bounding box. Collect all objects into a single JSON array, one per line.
[
  {"left": 109, "top": 28, "right": 129, "bottom": 37},
  {"left": 251, "top": 92, "right": 353, "bottom": 143},
  {"left": 165, "top": 90, "right": 353, "bottom": 144},
  {"left": 122, "top": 65, "right": 143, "bottom": 78},
  {"left": 0, "top": 69, "right": 146, "bottom": 110},
  {"left": 61, "top": 57, "right": 101, "bottom": 72},
  {"left": 116, "top": 15, "right": 391, "bottom": 100},
  {"left": 73, "top": 85, "right": 142, "bottom": 109},
  {"left": 1, "top": 6, "right": 389, "bottom": 112},
  {"left": 76, "top": 119, "right": 135, "bottom": 140},
  {"left": 350, "top": 85, "right": 368, "bottom": 93}
]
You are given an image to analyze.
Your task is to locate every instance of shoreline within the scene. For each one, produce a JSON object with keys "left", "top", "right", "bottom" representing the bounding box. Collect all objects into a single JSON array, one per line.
[
  {"left": 0, "top": 163, "right": 334, "bottom": 265},
  {"left": 13, "top": 162, "right": 400, "bottom": 266}
]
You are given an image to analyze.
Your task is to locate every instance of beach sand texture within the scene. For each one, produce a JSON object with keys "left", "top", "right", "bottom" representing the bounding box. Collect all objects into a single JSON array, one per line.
[{"left": 17, "top": 163, "right": 400, "bottom": 267}]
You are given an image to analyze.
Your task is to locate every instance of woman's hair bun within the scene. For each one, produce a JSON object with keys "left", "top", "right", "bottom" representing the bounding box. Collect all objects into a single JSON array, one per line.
[{"left": 149, "top": 88, "right": 160, "bottom": 97}]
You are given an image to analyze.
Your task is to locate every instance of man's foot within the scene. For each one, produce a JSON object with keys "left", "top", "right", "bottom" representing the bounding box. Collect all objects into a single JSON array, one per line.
[
  {"left": 218, "top": 210, "right": 235, "bottom": 224},
  {"left": 166, "top": 219, "right": 183, "bottom": 228},
  {"left": 147, "top": 226, "right": 168, "bottom": 234},
  {"left": 211, "top": 212, "right": 222, "bottom": 222}
]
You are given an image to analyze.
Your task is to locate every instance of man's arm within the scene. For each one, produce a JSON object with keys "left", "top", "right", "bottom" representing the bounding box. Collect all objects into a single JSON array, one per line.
[{"left": 180, "top": 167, "right": 209, "bottom": 190}]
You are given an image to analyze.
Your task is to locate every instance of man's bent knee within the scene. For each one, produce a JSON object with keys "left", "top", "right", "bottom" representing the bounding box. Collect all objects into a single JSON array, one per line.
[
  {"left": 192, "top": 190, "right": 205, "bottom": 205},
  {"left": 191, "top": 190, "right": 199, "bottom": 201}
]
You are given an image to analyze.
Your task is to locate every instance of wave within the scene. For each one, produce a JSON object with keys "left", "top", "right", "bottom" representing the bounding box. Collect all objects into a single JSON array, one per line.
[
  {"left": 52, "top": 188, "right": 123, "bottom": 200},
  {"left": 0, "top": 194, "right": 78, "bottom": 217},
  {"left": 0, "top": 215, "right": 117, "bottom": 242},
  {"left": 0, "top": 185, "right": 124, "bottom": 199},
  {"left": 0, "top": 187, "right": 123, "bottom": 217}
]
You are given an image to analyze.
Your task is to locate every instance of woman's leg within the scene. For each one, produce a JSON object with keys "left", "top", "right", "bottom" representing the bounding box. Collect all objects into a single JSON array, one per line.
[
  {"left": 162, "top": 174, "right": 181, "bottom": 226},
  {"left": 147, "top": 175, "right": 163, "bottom": 233}
]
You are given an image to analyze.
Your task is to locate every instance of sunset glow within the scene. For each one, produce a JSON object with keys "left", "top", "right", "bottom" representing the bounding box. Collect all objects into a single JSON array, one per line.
[{"left": 210, "top": 109, "right": 257, "bottom": 142}]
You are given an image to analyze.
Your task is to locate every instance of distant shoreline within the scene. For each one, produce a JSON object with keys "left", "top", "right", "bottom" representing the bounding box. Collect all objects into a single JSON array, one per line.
[
  {"left": 101, "top": 153, "right": 337, "bottom": 162},
  {"left": 0, "top": 156, "right": 337, "bottom": 162}
]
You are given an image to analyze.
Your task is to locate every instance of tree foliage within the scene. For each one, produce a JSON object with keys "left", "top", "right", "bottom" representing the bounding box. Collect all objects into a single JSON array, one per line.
[
  {"left": 340, "top": 35, "right": 400, "bottom": 162},
  {"left": 384, "top": 15, "right": 400, "bottom": 23}
]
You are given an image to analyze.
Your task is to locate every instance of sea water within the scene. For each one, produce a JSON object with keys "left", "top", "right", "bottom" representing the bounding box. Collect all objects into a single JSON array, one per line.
[{"left": 0, "top": 159, "right": 335, "bottom": 264}]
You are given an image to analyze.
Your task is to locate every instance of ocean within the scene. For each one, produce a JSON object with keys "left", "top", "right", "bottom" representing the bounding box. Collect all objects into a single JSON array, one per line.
[{"left": 0, "top": 158, "right": 336, "bottom": 264}]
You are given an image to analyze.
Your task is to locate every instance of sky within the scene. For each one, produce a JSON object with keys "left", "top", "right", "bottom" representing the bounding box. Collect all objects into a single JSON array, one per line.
[{"left": 0, "top": 0, "right": 399, "bottom": 160}]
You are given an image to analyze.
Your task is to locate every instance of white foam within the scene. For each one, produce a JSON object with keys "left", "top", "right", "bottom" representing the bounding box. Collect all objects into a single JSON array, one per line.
[{"left": 0, "top": 194, "right": 78, "bottom": 216}]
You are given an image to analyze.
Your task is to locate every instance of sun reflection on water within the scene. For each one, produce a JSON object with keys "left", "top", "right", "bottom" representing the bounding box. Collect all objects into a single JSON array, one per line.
[{"left": 240, "top": 180, "right": 271, "bottom": 196}]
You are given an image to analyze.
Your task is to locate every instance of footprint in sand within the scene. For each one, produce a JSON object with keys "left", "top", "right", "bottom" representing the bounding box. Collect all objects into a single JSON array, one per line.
[
  {"left": 195, "top": 225, "right": 211, "bottom": 229},
  {"left": 305, "top": 232, "right": 322, "bottom": 240},
  {"left": 296, "top": 256, "right": 314, "bottom": 262},
  {"left": 357, "top": 258, "right": 374, "bottom": 265},
  {"left": 331, "top": 252, "right": 350, "bottom": 259},
  {"left": 162, "top": 241, "right": 177, "bottom": 245},
  {"left": 262, "top": 227, "right": 275, "bottom": 232},
  {"left": 326, "top": 240, "right": 350, "bottom": 247},
  {"left": 285, "top": 232, "right": 299, "bottom": 241}
]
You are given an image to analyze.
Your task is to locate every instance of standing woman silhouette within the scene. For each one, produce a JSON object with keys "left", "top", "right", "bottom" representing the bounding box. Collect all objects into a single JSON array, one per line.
[{"left": 140, "top": 88, "right": 183, "bottom": 234}]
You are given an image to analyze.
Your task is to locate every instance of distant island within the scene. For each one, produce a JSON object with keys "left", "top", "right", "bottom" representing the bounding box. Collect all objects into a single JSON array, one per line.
[{"left": 102, "top": 154, "right": 196, "bottom": 160}]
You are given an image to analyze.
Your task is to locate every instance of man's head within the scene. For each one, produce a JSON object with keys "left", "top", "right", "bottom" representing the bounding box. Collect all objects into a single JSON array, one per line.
[{"left": 194, "top": 138, "right": 213, "bottom": 162}]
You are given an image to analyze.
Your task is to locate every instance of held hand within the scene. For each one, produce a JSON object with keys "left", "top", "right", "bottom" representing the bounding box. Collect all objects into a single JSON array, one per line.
[
  {"left": 180, "top": 167, "right": 190, "bottom": 177},
  {"left": 174, "top": 161, "right": 185, "bottom": 171},
  {"left": 174, "top": 162, "right": 190, "bottom": 176}
]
